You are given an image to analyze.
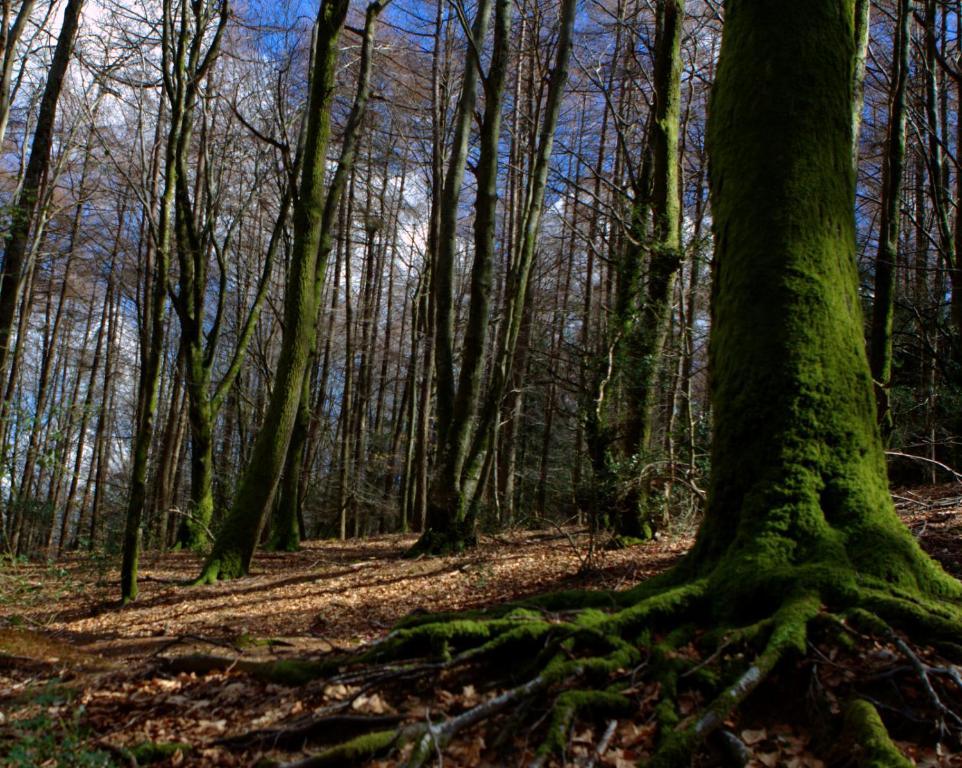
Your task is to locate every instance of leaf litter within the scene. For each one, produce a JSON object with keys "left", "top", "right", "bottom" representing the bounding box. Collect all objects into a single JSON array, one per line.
[{"left": 0, "top": 492, "right": 959, "bottom": 766}]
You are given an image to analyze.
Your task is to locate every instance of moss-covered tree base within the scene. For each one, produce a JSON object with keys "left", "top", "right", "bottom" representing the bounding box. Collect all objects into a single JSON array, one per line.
[
  {"left": 196, "top": 539, "right": 961, "bottom": 767},
  {"left": 405, "top": 523, "right": 478, "bottom": 558},
  {"left": 191, "top": 551, "right": 247, "bottom": 585}
]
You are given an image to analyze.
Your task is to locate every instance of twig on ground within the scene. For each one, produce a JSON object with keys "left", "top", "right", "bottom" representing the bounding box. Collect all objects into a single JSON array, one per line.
[
  {"left": 585, "top": 718, "right": 618, "bottom": 768},
  {"left": 890, "top": 634, "right": 962, "bottom": 736}
]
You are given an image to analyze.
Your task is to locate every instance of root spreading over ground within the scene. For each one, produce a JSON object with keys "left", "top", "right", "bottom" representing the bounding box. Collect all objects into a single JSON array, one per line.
[{"left": 1, "top": 491, "right": 961, "bottom": 766}]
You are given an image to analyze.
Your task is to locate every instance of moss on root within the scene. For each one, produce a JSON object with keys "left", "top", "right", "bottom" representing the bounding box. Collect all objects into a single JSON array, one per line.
[
  {"left": 191, "top": 552, "right": 246, "bottom": 585},
  {"left": 840, "top": 699, "right": 914, "bottom": 768},
  {"left": 129, "top": 742, "right": 192, "bottom": 764},
  {"left": 211, "top": 562, "right": 961, "bottom": 766},
  {"left": 288, "top": 729, "right": 396, "bottom": 766}
]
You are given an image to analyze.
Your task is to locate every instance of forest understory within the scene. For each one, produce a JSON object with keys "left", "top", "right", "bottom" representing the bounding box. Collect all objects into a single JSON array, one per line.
[{"left": 0, "top": 484, "right": 960, "bottom": 767}]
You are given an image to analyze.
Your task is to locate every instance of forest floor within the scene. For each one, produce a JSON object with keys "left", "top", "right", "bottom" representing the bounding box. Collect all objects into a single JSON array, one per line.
[{"left": 0, "top": 486, "right": 960, "bottom": 767}]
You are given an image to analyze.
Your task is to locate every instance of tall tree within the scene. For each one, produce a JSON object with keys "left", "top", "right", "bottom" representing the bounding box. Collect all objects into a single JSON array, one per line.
[
  {"left": 197, "top": 0, "right": 384, "bottom": 581},
  {"left": 869, "top": 0, "right": 910, "bottom": 442},
  {"left": 414, "top": 0, "right": 577, "bottom": 553},
  {"left": 583, "top": 0, "right": 685, "bottom": 540},
  {"left": 120, "top": 0, "right": 229, "bottom": 601},
  {"left": 413, "top": 0, "right": 507, "bottom": 554},
  {"left": 619, "top": 0, "right": 684, "bottom": 536},
  {"left": 0, "top": 0, "right": 84, "bottom": 422}
]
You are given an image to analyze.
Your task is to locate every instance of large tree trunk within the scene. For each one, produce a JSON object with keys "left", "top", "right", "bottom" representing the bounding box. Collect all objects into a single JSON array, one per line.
[{"left": 687, "top": 0, "right": 953, "bottom": 603}]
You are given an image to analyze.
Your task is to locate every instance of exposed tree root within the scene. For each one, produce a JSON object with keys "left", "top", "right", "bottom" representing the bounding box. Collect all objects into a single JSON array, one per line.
[
  {"left": 220, "top": 713, "right": 403, "bottom": 751},
  {"left": 160, "top": 653, "right": 336, "bottom": 685},
  {"left": 839, "top": 699, "right": 913, "bottom": 768},
  {"left": 185, "top": 571, "right": 962, "bottom": 766}
]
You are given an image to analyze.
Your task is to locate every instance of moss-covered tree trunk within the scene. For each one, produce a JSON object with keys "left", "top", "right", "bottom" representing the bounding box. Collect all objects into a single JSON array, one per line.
[
  {"left": 617, "top": 0, "right": 684, "bottom": 538},
  {"left": 270, "top": 374, "right": 310, "bottom": 552},
  {"left": 582, "top": 0, "right": 684, "bottom": 541},
  {"left": 182, "top": 378, "right": 216, "bottom": 546},
  {"left": 197, "top": 0, "right": 381, "bottom": 581},
  {"left": 120, "top": 0, "right": 187, "bottom": 602},
  {"left": 687, "top": 0, "right": 955, "bottom": 603},
  {"left": 455, "top": 0, "right": 578, "bottom": 542},
  {"left": 415, "top": 0, "right": 507, "bottom": 554}
]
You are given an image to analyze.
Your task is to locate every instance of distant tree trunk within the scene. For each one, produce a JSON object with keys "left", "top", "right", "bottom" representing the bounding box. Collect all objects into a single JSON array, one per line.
[
  {"left": 459, "top": 0, "right": 578, "bottom": 539},
  {"left": 430, "top": 0, "right": 493, "bottom": 455},
  {"left": 851, "top": 0, "right": 871, "bottom": 167},
  {"left": 922, "top": 0, "right": 962, "bottom": 346},
  {"left": 536, "top": 170, "right": 579, "bottom": 515},
  {"left": 615, "top": 0, "right": 684, "bottom": 538},
  {"left": 0, "top": 0, "right": 83, "bottom": 442},
  {"left": 407, "top": 0, "right": 448, "bottom": 534},
  {"left": 21, "top": 243, "right": 80, "bottom": 554},
  {"left": 869, "top": 0, "right": 910, "bottom": 443},
  {"left": 580, "top": 0, "right": 684, "bottom": 540},
  {"left": 57, "top": 278, "right": 111, "bottom": 554},
  {"left": 413, "top": 0, "right": 510, "bottom": 554},
  {"left": 79, "top": 278, "right": 120, "bottom": 551},
  {"left": 120, "top": 0, "right": 215, "bottom": 602},
  {"left": 154, "top": 354, "right": 187, "bottom": 550},
  {"left": 198, "top": 0, "right": 381, "bottom": 580},
  {"left": 0, "top": 0, "right": 36, "bottom": 149},
  {"left": 336, "top": 178, "right": 356, "bottom": 540}
]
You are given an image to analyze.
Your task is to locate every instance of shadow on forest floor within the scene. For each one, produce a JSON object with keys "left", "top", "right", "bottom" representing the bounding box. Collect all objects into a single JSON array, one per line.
[{"left": 0, "top": 488, "right": 960, "bottom": 766}]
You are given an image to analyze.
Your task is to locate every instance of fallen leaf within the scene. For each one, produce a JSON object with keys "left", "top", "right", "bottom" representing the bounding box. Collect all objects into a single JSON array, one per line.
[{"left": 742, "top": 728, "right": 767, "bottom": 745}]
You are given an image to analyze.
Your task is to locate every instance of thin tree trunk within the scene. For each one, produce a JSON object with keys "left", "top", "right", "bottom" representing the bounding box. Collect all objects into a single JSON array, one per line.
[
  {"left": 869, "top": 0, "right": 910, "bottom": 442},
  {"left": 0, "top": 0, "right": 83, "bottom": 393}
]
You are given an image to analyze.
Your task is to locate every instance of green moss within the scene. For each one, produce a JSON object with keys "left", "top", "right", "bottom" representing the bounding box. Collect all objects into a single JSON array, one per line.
[
  {"left": 648, "top": 728, "right": 698, "bottom": 768},
  {"left": 191, "top": 552, "right": 244, "bottom": 585},
  {"left": 538, "top": 689, "right": 630, "bottom": 757},
  {"left": 572, "top": 608, "right": 611, "bottom": 629},
  {"left": 524, "top": 588, "right": 619, "bottom": 612},
  {"left": 609, "top": 579, "right": 706, "bottom": 635},
  {"left": 298, "top": 729, "right": 397, "bottom": 766},
  {"left": 606, "top": 533, "right": 653, "bottom": 550},
  {"left": 840, "top": 699, "right": 912, "bottom": 767},
  {"left": 845, "top": 607, "right": 890, "bottom": 636},
  {"left": 859, "top": 588, "right": 962, "bottom": 644},
  {"left": 129, "top": 742, "right": 192, "bottom": 764},
  {"left": 253, "top": 658, "right": 334, "bottom": 686},
  {"left": 471, "top": 621, "right": 553, "bottom": 660}
]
